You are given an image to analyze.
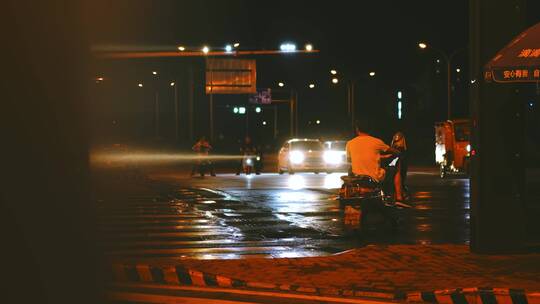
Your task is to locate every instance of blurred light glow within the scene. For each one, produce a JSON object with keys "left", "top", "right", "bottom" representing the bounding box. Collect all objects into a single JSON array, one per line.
[
  {"left": 280, "top": 43, "right": 296, "bottom": 52},
  {"left": 316, "top": 120, "right": 321, "bottom": 124},
  {"left": 324, "top": 173, "right": 343, "bottom": 189},
  {"left": 233, "top": 107, "right": 239, "bottom": 114},
  {"left": 330, "top": 69, "right": 337, "bottom": 75},
  {"left": 305, "top": 44, "right": 313, "bottom": 51},
  {"left": 456, "top": 68, "right": 461, "bottom": 73},
  {"left": 286, "top": 176, "right": 307, "bottom": 190},
  {"left": 324, "top": 151, "right": 342, "bottom": 165},
  {"left": 177, "top": 46, "right": 186, "bottom": 51},
  {"left": 398, "top": 101, "right": 402, "bottom": 119},
  {"left": 170, "top": 82, "right": 175, "bottom": 86},
  {"left": 238, "top": 107, "right": 246, "bottom": 114},
  {"left": 262, "top": 121, "right": 267, "bottom": 125},
  {"left": 233, "top": 42, "right": 240, "bottom": 48},
  {"left": 202, "top": 46, "right": 210, "bottom": 54},
  {"left": 152, "top": 71, "right": 158, "bottom": 75},
  {"left": 369, "top": 71, "right": 376, "bottom": 77},
  {"left": 138, "top": 83, "right": 143, "bottom": 87},
  {"left": 309, "top": 83, "right": 315, "bottom": 89},
  {"left": 289, "top": 151, "right": 305, "bottom": 164},
  {"left": 397, "top": 91, "right": 402, "bottom": 99},
  {"left": 332, "top": 77, "right": 339, "bottom": 84},
  {"left": 418, "top": 42, "right": 427, "bottom": 49},
  {"left": 225, "top": 44, "right": 233, "bottom": 52},
  {"left": 278, "top": 82, "right": 285, "bottom": 87},
  {"left": 255, "top": 107, "right": 262, "bottom": 113}
]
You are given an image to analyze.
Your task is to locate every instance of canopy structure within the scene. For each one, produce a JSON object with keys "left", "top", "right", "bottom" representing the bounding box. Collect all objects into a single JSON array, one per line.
[{"left": 484, "top": 22, "right": 540, "bottom": 83}]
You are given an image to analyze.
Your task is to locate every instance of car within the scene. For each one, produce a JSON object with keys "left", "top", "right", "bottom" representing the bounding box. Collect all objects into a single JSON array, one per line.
[
  {"left": 277, "top": 138, "right": 326, "bottom": 174},
  {"left": 323, "top": 140, "right": 349, "bottom": 172}
]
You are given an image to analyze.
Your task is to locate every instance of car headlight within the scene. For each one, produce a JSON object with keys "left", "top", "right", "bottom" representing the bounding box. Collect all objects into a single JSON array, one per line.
[
  {"left": 466, "top": 144, "right": 471, "bottom": 152},
  {"left": 289, "top": 151, "right": 305, "bottom": 164},
  {"left": 324, "top": 151, "right": 342, "bottom": 165}
]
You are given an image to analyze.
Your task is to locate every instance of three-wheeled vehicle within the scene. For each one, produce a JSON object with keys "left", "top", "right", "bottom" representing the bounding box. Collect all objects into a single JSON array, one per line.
[{"left": 434, "top": 119, "right": 471, "bottom": 178}]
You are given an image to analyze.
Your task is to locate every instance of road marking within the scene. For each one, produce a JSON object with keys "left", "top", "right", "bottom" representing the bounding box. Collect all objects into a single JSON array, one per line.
[{"left": 108, "top": 282, "right": 396, "bottom": 304}]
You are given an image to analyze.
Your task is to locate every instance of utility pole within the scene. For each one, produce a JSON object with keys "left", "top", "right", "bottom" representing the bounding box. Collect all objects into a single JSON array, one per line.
[
  {"left": 173, "top": 79, "right": 179, "bottom": 142},
  {"left": 188, "top": 66, "right": 194, "bottom": 141}
]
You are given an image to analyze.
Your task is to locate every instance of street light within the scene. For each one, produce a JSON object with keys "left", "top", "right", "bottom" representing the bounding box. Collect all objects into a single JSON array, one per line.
[
  {"left": 152, "top": 71, "right": 158, "bottom": 75},
  {"left": 309, "top": 83, "right": 315, "bottom": 89},
  {"left": 177, "top": 46, "right": 186, "bottom": 51},
  {"left": 225, "top": 44, "right": 233, "bottom": 53},
  {"left": 330, "top": 69, "right": 337, "bottom": 75},
  {"left": 332, "top": 77, "right": 339, "bottom": 84},
  {"left": 138, "top": 83, "right": 143, "bottom": 87},
  {"left": 170, "top": 82, "right": 175, "bottom": 87},
  {"left": 456, "top": 68, "right": 461, "bottom": 73},
  {"left": 369, "top": 71, "right": 376, "bottom": 77},
  {"left": 316, "top": 119, "right": 321, "bottom": 124},
  {"left": 305, "top": 44, "right": 313, "bottom": 51},
  {"left": 278, "top": 82, "right": 285, "bottom": 87},
  {"left": 233, "top": 42, "right": 240, "bottom": 48},
  {"left": 262, "top": 121, "right": 267, "bottom": 125},
  {"left": 255, "top": 106, "right": 262, "bottom": 113},
  {"left": 202, "top": 46, "right": 210, "bottom": 54},
  {"left": 418, "top": 41, "right": 466, "bottom": 120}
]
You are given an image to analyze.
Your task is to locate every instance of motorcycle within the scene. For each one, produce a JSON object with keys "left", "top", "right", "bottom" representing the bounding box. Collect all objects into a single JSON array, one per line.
[
  {"left": 241, "top": 153, "right": 261, "bottom": 175},
  {"left": 338, "top": 156, "right": 410, "bottom": 232}
]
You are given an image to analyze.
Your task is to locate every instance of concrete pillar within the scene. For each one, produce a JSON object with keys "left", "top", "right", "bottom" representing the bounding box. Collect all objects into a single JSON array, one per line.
[{"left": 469, "top": 0, "right": 528, "bottom": 252}]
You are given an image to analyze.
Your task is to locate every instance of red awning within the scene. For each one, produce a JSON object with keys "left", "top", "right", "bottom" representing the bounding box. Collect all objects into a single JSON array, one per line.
[{"left": 484, "top": 22, "right": 540, "bottom": 83}]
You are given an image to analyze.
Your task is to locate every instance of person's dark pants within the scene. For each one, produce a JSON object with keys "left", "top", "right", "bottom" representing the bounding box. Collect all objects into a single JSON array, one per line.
[{"left": 382, "top": 166, "right": 398, "bottom": 196}]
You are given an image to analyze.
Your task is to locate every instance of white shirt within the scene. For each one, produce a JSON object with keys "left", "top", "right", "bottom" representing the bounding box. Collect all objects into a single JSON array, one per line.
[{"left": 346, "top": 135, "right": 390, "bottom": 182}]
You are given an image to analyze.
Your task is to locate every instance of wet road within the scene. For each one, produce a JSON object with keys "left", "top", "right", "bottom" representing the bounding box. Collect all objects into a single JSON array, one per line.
[{"left": 98, "top": 168, "right": 470, "bottom": 261}]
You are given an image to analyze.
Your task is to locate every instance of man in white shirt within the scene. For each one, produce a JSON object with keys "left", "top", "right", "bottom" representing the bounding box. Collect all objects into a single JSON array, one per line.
[{"left": 346, "top": 120, "right": 400, "bottom": 183}]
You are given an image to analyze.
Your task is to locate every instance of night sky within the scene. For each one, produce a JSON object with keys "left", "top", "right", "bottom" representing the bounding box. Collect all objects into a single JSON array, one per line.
[{"left": 87, "top": 0, "right": 539, "bottom": 155}]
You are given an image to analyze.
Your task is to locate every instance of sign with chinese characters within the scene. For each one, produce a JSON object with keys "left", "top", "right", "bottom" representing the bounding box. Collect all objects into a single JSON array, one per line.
[
  {"left": 249, "top": 88, "right": 272, "bottom": 104},
  {"left": 206, "top": 59, "right": 257, "bottom": 94},
  {"left": 517, "top": 48, "right": 540, "bottom": 58},
  {"left": 485, "top": 67, "right": 540, "bottom": 83}
]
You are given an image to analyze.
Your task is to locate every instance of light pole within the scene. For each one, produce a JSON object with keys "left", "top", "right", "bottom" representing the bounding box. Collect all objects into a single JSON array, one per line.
[
  {"left": 419, "top": 42, "right": 466, "bottom": 120},
  {"left": 331, "top": 70, "right": 375, "bottom": 131}
]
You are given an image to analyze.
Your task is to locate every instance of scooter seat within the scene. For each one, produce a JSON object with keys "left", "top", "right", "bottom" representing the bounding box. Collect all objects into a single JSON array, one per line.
[{"left": 340, "top": 175, "right": 379, "bottom": 186}]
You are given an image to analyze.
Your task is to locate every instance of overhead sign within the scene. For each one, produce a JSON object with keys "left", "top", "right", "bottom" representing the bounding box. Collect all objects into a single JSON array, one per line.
[
  {"left": 206, "top": 59, "right": 257, "bottom": 94},
  {"left": 249, "top": 88, "right": 272, "bottom": 104}
]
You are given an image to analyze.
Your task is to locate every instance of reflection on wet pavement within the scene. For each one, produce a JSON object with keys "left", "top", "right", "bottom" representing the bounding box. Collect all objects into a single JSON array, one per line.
[{"left": 100, "top": 170, "right": 471, "bottom": 260}]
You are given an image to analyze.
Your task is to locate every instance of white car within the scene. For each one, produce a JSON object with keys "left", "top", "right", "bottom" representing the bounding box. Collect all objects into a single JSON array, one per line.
[
  {"left": 277, "top": 139, "right": 325, "bottom": 174},
  {"left": 323, "top": 140, "right": 349, "bottom": 172}
]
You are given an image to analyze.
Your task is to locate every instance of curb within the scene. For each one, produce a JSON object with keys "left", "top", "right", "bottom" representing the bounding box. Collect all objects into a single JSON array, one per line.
[{"left": 111, "top": 263, "right": 540, "bottom": 303}]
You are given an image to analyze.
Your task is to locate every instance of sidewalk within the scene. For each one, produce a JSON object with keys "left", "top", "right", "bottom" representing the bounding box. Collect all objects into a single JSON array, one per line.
[{"left": 111, "top": 244, "right": 540, "bottom": 302}]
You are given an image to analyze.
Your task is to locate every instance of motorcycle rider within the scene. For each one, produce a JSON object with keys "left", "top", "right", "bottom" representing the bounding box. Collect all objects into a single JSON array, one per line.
[
  {"left": 236, "top": 136, "right": 257, "bottom": 175},
  {"left": 191, "top": 136, "right": 216, "bottom": 177},
  {"left": 346, "top": 119, "right": 401, "bottom": 199}
]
